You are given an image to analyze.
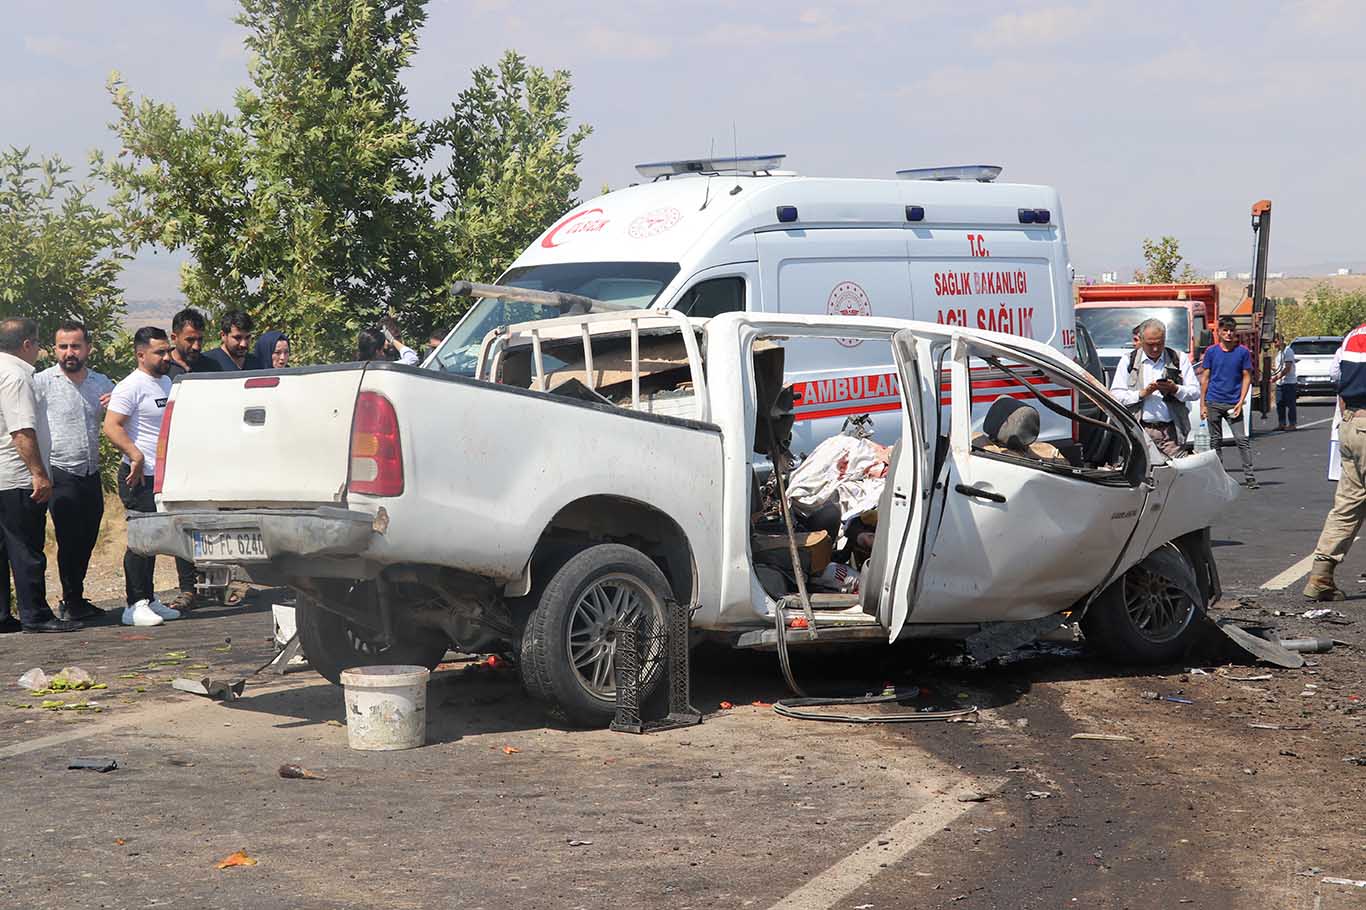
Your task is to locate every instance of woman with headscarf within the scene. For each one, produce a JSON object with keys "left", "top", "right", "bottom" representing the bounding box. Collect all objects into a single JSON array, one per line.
[{"left": 253, "top": 331, "right": 290, "bottom": 369}]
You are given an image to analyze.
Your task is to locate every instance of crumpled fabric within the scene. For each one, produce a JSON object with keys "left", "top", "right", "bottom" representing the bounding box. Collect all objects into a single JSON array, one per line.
[{"left": 787, "top": 435, "right": 892, "bottom": 525}]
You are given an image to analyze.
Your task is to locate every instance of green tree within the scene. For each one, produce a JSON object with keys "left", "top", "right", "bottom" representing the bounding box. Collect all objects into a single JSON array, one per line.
[
  {"left": 0, "top": 147, "right": 128, "bottom": 376},
  {"left": 420, "top": 52, "right": 589, "bottom": 334},
  {"left": 1275, "top": 285, "right": 1366, "bottom": 340},
  {"left": 1133, "top": 236, "right": 1200, "bottom": 284},
  {"left": 100, "top": 1, "right": 588, "bottom": 362}
]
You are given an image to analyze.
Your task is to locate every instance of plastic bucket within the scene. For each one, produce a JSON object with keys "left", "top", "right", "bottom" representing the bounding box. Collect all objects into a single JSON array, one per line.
[{"left": 338, "top": 665, "right": 430, "bottom": 751}]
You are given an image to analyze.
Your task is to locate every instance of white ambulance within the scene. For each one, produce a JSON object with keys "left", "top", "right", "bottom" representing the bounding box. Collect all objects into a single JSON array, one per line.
[{"left": 431, "top": 156, "right": 1079, "bottom": 448}]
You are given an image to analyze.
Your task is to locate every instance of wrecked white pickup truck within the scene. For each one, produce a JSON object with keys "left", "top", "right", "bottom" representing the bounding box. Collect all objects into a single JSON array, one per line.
[{"left": 131, "top": 306, "right": 1239, "bottom": 725}]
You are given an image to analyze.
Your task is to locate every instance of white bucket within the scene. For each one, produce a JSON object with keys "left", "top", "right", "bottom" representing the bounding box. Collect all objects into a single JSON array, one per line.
[{"left": 338, "top": 665, "right": 430, "bottom": 751}]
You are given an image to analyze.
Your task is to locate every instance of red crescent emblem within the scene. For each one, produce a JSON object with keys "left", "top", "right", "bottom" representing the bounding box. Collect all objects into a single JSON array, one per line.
[{"left": 541, "top": 207, "right": 609, "bottom": 248}]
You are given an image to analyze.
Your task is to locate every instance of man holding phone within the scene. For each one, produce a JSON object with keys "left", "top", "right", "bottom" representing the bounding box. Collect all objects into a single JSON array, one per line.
[{"left": 1110, "top": 318, "right": 1200, "bottom": 457}]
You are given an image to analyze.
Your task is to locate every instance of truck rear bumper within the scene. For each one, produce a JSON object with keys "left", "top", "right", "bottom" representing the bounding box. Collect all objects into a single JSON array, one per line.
[{"left": 127, "top": 507, "right": 375, "bottom": 563}]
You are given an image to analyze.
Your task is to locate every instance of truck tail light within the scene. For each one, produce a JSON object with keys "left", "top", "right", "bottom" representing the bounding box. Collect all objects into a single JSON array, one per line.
[
  {"left": 153, "top": 400, "right": 174, "bottom": 495},
  {"left": 349, "top": 391, "right": 403, "bottom": 496}
]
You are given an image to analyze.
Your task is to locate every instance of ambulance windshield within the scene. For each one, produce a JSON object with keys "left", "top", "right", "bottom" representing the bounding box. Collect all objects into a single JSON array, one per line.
[{"left": 431, "top": 262, "right": 680, "bottom": 375}]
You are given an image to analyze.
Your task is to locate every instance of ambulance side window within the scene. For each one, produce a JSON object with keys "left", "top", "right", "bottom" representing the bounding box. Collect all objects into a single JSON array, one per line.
[{"left": 677, "top": 277, "right": 745, "bottom": 318}]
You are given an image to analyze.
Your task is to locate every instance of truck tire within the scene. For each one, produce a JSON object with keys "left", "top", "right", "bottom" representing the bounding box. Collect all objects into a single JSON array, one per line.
[
  {"left": 520, "top": 544, "right": 670, "bottom": 727},
  {"left": 1081, "top": 548, "right": 1204, "bottom": 665},
  {"left": 295, "top": 592, "right": 450, "bottom": 685}
]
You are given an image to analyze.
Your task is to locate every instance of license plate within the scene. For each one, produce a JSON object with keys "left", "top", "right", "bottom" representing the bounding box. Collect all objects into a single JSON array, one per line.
[{"left": 191, "top": 529, "right": 267, "bottom": 561}]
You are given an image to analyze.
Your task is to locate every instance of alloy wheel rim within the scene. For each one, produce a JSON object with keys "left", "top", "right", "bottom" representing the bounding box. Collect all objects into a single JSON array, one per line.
[
  {"left": 1122, "top": 566, "right": 1195, "bottom": 644},
  {"left": 567, "top": 573, "right": 664, "bottom": 700}
]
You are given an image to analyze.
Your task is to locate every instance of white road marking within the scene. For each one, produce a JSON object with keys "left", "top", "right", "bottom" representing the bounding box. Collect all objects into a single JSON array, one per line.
[
  {"left": 1295, "top": 416, "right": 1334, "bottom": 429},
  {"left": 1260, "top": 554, "right": 1317, "bottom": 590},
  {"left": 766, "top": 775, "right": 1005, "bottom": 910},
  {"left": 1260, "top": 537, "right": 1357, "bottom": 590}
]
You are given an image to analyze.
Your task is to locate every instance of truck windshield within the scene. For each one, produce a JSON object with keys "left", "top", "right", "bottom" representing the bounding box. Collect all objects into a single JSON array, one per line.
[
  {"left": 1076, "top": 306, "right": 1191, "bottom": 351},
  {"left": 430, "top": 261, "right": 681, "bottom": 376}
]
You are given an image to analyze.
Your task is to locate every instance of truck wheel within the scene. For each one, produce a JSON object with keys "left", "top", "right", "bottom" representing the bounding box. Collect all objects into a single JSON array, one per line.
[
  {"left": 1081, "top": 551, "right": 1203, "bottom": 665},
  {"left": 295, "top": 593, "right": 450, "bottom": 685},
  {"left": 520, "top": 544, "right": 670, "bottom": 727}
]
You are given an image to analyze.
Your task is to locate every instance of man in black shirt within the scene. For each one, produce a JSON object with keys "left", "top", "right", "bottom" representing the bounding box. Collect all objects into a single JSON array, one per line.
[
  {"left": 166, "top": 308, "right": 222, "bottom": 379},
  {"left": 202, "top": 310, "right": 262, "bottom": 371}
]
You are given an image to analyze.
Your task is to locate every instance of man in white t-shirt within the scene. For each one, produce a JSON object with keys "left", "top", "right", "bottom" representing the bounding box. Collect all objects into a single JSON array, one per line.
[
  {"left": 1271, "top": 334, "right": 1298, "bottom": 430},
  {"left": 103, "top": 327, "right": 182, "bottom": 627}
]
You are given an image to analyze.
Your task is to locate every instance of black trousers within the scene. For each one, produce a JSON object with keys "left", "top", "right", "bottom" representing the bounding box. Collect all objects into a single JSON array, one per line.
[
  {"left": 0, "top": 487, "right": 53, "bottom": 626},
  {"left": 50, "top": 467, "right": 104, "bottom": 605},
  {"left": 118, "top": 473, "right": 197, "bottom": 606}
]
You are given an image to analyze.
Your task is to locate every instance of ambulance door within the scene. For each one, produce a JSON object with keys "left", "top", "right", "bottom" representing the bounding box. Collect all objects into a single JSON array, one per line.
[
  {"left": 756, "top": 228, "right": 912, "bottom": 449},
  {"left": 906, "top": 333, "right": 1151, "bottom": 626},
  {"left": 865, "top": 329, "right": 934, "bottom": 641}
]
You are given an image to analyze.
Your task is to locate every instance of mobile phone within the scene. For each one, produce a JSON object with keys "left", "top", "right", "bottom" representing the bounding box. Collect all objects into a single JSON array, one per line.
[{"left": 1164, "top": 367, "right": 1182, "bottom": 385}]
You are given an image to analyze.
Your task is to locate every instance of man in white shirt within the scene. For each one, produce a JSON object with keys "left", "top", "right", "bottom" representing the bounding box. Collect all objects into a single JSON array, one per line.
[
  {"left": 35, "top": 320, "right": 115, "bottom": 621},
  {"left": 1271, "top": 334, "right": 1298, "bottom": 430},
  {"left": 1109, "top": 318, "right": 1201, "bottom": 458},
  {"left": 102, "top": 327, "right": 182, "bottom": 627},
  {"left": 0, "top": 318, "right": 80, "bottom": 633}
]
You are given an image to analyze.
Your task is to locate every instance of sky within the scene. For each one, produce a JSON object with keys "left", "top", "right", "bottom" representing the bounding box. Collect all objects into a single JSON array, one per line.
[{"left": 3, "top": 0, "right": 1364, "bottom": 299}]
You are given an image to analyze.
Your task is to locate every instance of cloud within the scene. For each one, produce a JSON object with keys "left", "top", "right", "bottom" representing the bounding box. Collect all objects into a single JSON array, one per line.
[
  {"left": 973, "top": 4, "right": 1102, "bottom": 51},
  {"left": 22, "top": 34, "right": 88, "bottom": 65},
  {"left": 700, "top": 7, "right": 854, "bottom": 48},
  {"left": 582, "top": 25, "right": 671, "bottom": 61}
]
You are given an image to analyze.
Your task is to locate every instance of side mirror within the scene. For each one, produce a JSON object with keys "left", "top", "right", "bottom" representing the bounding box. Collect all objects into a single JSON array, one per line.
[{"left": 1198, "top": 330, "right": 1213, "bottom": 349}]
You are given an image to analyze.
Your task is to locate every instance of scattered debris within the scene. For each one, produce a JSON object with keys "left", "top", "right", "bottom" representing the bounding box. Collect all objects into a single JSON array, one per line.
[
  {"left": 1215, "top": 621, "right": 1305, "bottom": 668},
  {"left": 114, "top": 838, "right": 126, "bottom": 846},
  {"left": 215, "top": 850, "right": 257, "bottom": 870},
  {"left": 1303, "top": 608, "right": 1350, "bottom": 623},
  {"left": 1222, "top": 673, "right": 1273, "bottom": 682},
  {"left": 957, "top": 791, "right": 989, "bottom": 803},
  {"left": 1071, "top": 733, "right": 1134, "bottom": 742},
  {"left": 17, "top": 668, "right": 47, "bottom": 690},
  {"left": 171, "top": 677, "right": 245, "bottom": 701},
  {"left": 1323, "top": 877, "right": 1366, "bottom": 888},
  {"left": 277, "top": 764, "right": 325, "bottom": 780},
  {"left": 567, "top": 839, "right": 593, "bottom": 847},
  {"left": 1162, "top": 695, "right": 1194, "bottom": 705},
  {"left": 718, "top": 701, "right": 734, "bottom": 710},
  {"left": 1025, "top": 790, "right": 1052, "bottom": 800},
  {"left": 1344, "top": 756, "right": 1366, "bottom": 767},
  {"left": 67, "top": 757, "right": 117, "bottom": 772},
  {"left": 502, "top": 746, "right": 521, "bottom": 755},
  {"left": 325, "top": 719, "right": 344, "bottom": 727}
]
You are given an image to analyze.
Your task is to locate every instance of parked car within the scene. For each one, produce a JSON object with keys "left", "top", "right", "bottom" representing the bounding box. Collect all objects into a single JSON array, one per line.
[
  {"left": 131, "top": 310, "right": 1239, "bottom": 726},
  {"left": 1289, "top": 336, "right": 1343, "bottom": 397}
]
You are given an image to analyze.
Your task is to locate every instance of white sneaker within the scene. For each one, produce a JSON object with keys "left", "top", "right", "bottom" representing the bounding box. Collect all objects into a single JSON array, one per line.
[
  {"left": 122, "top": 600, "right": 165, "bottom": 627},
  {"left": 147, "top": 598, "right": 181, "bottom": 621}
]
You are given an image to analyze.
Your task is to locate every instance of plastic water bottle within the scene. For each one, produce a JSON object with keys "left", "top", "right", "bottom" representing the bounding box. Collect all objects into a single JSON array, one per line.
[{"left": 1192, "top": 419, "right": 1210, "bottom": 453}]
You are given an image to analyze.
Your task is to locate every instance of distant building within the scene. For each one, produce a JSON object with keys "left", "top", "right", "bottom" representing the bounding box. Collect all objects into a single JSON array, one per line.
[
  {"left": 1100, "top": 270, "right": 1118, "bottom": 283},
  {"left": 1237, "top": 272, "right": 1252, "bottom": 280},
  {"left": 1212, "top": 270, "right": 1229, "bottom": 280},
  {"left": 1267, "top": 271, "right": 1285, "bottom": 279},
  {"left": 1338, "top": 268, "right": 1352, "bottom": 276}
]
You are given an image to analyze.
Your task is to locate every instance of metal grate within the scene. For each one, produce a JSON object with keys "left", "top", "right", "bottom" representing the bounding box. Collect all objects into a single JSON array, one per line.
[{"left": 610, "top": 598, "right": 702, "bottom": 734}]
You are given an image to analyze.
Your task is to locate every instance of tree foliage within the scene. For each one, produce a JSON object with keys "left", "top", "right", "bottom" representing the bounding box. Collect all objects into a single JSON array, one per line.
[
  {"left": 101, "top": 0, "right": 587, "bottom": 362},
  {"left": 0, "top": 147, "right": 129, "bottom": 376},
  {"left": 1133, "top": 236, "right": 1200, "bottom": 284},
  {"left": 1275, "top": 285, "right": 1366, "bottom": 341}
]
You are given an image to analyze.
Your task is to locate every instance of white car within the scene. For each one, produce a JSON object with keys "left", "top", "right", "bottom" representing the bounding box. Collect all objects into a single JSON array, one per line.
[
  {"left": 131, "top": 309, "right": 1239, "bottom": 726},
  {"left": 1289, "top": 336, "right": 1343, "bottom": 397}
]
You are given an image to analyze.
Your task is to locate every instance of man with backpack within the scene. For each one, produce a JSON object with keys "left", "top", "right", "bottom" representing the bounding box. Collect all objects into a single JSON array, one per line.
[{"left": 1109, "top": 318, "right": 1200, "bottom": 457}]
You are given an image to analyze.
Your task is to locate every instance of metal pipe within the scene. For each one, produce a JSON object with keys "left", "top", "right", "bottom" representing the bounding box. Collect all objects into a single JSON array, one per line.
[
  {"left": 581, "top": 322, "right": 595, "bottom": 390},
  {"left": 449, "top": 279, "right": 627, "bottom": 313},
  {"left": 531, "top": 329, "right": 546, "bottom": 389},
  {"left": 630, "top": 318, "right": 641, "bottom": 408}
]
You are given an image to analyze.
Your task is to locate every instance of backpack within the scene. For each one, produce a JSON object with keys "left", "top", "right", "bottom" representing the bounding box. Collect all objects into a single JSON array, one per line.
[{"left": 1125, "top": 347, "right": 1191, "bottom": 441}]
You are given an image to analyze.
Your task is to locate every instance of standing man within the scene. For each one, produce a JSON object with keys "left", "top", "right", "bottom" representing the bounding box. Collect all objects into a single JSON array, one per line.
[
  {"left": 34, "top": 321, "right": 115, "bottom": 622},
  {"left": 167, "top": 308, "right": 222, "bottom": 379},
  {"left": 1304, "top": 325, "right": 1366, "bottom": 600},
  {"left": 0, "top": 318, "right": 79, "bottom": 633},
  {"left": 1271, "top": 334, "right": 1298, "bottom": 431},
  {"left": 1200, "top": 316, "right": 1258, "bottom": 489},
  {"left": 202, "top": 310, "right": 262, "bottom": 371},
  {"left": 103, "top": 328, "right": 182, "bottom": 627},
  {"left": 1110, "top": 318, "right": 1200, "bottom": 457}
]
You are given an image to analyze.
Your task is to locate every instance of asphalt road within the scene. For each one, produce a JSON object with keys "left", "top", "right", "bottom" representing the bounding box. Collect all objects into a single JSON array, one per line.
[{"left": 2, "top": 403, "right": 1364, "bottom": 910}]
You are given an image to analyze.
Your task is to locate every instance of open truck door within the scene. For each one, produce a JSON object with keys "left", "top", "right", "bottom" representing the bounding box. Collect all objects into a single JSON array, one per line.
[{"left": 862, "top": 329, "right": 935, "bottom": 642}]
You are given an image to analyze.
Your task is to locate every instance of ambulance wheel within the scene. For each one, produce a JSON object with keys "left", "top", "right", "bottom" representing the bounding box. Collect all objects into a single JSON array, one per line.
[
  {"left": 295, "top": 592, "right": 449, "bottom": 685},
  {"left": 519, "top": 544, "right": 670, "bottom": 727},
  {"left": 1081, "top": 558, "right": 1203, "bottom": 665}
]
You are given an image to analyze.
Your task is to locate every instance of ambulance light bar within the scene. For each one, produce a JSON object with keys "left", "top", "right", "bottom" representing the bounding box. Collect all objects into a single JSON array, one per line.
[
  {"left": 635, "top": 154, "right": 787, "bottom": 180},
  {"left": 896, "top": 165, "right": 1002, "bottom": 183}
]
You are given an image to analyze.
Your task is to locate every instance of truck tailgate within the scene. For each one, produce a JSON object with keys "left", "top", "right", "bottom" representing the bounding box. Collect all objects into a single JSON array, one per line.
[{"left": 160, "top": 368, "right": 364, "bottom": 507}]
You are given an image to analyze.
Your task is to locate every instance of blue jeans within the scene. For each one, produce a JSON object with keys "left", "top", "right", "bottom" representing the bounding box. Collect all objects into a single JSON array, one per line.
[{"left": 1276, "top": 383, "right": 1297, "bottom": 427}]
